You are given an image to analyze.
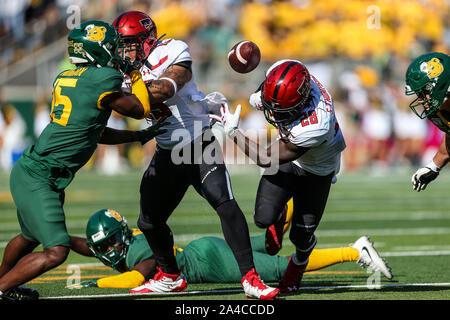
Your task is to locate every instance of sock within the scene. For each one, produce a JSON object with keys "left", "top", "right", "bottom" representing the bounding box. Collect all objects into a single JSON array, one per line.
[
  {"left": 141, "top": 225, "right": 179, "bottom": 275},
  {"left": 216, "top": 200, "right": 255, "bottom": 277},
  {"left": 305, "top": 247, "right": 359, "bottom": 272},
  {"left": 283, "top": 198, "right": 294, "bottom": 234}
]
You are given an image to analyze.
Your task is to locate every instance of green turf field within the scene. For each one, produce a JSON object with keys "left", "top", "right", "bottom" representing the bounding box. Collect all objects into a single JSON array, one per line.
[{"left": 1, "top": 166, "right": 450, "bottom": 301}]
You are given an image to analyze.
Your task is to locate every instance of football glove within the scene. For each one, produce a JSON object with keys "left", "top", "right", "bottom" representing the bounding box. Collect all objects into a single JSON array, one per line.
[
  {"left": 66, "top": 280, "right": 98, "bottom": 289},
  {"left": 210, "top": 103, "right": 241, "bottom": 137},
  {"left": 136, "top": 116, "right": 169, "bottom": 145},
  {"left": 249, "top": 91, "right": 263, "bottom": 111},
  {"left": 80, "top": 280, "right": 98, "bottom": 288},
  {"left": 411, "top": 162, "right": 440, "bottom": 192}
]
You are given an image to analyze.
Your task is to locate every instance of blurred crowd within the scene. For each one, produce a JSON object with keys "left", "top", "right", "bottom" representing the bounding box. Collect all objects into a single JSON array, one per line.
[{"left": 0, "top": 0, "right": 449, "bottom": 175}]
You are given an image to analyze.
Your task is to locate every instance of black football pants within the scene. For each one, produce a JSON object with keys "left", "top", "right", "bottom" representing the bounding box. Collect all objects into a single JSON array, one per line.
[
  {"left": 138, "top": 130, "right": 255, "bottom": 276},
  {"left": 254, "top": 162, "right": 333, "bottom": 262}
]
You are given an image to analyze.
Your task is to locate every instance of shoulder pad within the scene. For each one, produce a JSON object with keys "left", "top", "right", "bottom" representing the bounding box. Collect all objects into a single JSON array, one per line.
[{"left": 148, "top": 39, "right": 191, "bottom": 69}]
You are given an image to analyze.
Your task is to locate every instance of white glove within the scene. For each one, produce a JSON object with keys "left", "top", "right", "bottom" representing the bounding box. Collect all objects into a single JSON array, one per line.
[
  {"left": 249, "top": 91, "right": 263, "bottom": 111},
  {"left": 411, "top": 161, "right": 440, "bottom": 192},
  {"left": 210, "top": 103, "right": 241, "bottom": 136}
]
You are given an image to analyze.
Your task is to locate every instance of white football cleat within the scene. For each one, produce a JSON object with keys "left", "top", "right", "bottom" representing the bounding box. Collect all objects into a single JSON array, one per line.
[
  {"left": 241, "top": 268, "right": 280, "bottom": 300},
  {"left": 351, "top": 236, "right": 393, "bottom": 280},
  {"left": 130, "top": 267, "right": 187, "bottom": 294}
]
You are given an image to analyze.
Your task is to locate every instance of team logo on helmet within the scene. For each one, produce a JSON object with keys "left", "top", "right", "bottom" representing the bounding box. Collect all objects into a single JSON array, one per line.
[
  {"left": 104, "top": 209, "right": 123, "bottom": 222},
  {"left": 139, "top": 18, "right": 152, "bottom": 31},
  {"left": 73, "top": 42, "right": 85, "bottom": 57},
  {"left": 85, "top": 24, "right": 107, "bottom": 42},
  {"left": 420, "top": 58, "right": 444, "bottom": 79}
]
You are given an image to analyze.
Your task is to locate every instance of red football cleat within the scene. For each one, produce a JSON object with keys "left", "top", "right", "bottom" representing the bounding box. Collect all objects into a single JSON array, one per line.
[
  {"left": 130, "top": 267, "right": 187, "bottom": 294},
  {"left": 241, "top": 268, "right": 280, "bottom": 300}
]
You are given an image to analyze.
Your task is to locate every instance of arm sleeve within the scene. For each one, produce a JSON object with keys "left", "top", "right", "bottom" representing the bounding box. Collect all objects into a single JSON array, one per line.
[{"left": 96, "top": 270, "right": 145, "bottom": 288}]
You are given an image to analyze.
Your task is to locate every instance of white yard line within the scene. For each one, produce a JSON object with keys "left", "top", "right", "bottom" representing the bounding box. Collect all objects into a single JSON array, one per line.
[
  {"left": 381, "top": 250, "right": 450, "bottom": 257},
  {"left": 1, "top": 211, "right": 450, "bottom": 232},
  {"left": 172, "top": 227, "right": 450, "bottom": 243},
  {"left": 41, "top": 282, "right": 450, "bottom": 300}
]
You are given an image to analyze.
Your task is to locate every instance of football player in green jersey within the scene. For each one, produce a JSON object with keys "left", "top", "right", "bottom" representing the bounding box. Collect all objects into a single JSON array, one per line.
[
  {"left": 405, "top": 52, "right": 450, "bottom": 191},
  {"left": 0, "top": 20, "right": 168, "bottom": 301},
  {"left": 67, "top": 208, "right": 392, "bottom": 289}
]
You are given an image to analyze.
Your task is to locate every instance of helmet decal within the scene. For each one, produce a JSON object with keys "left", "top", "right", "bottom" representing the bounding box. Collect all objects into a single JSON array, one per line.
[
  {"left": 271, "top": 61, "right": 298, "bottom": 100},
  {"left": 139, "top": 18, "right": 153, "bottom": 31},
  {"left": 104, "top": 209, "right": 123, "bottom": 222},
  {"left": 69, "top": 41, "right": 85, "bottom": 57},
  {"left": 85, "top": 24, "right": 107, "bottom": 42},
  {"left": 420, "top": 58, "right": 444, "bottom": 79},
  {"left": 91, "top": 230, "right": 106, "bottom": 242}
]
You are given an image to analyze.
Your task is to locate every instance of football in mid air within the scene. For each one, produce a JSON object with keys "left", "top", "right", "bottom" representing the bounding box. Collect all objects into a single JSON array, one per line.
[{"left": 227, "top": 40, "right": 261, "bottom": 73}]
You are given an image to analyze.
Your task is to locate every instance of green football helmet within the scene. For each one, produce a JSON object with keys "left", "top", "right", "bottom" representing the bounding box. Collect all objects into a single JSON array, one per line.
[
  {"left": 405, "top": 52, "right": 450, "bottom": 119},
  {"left": 86, "top": 209, "right": 132, "bottom": 268},
  {"left": 68, "top": 20, "right": 120, "bottom": 68}
]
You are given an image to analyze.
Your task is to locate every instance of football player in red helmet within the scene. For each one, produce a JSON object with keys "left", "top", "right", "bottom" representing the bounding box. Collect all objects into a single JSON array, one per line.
[
  {"left": 212, "top": 59, "right": 346, "bottom": 295},
  {"left": 260, "top": 61, "right": 312, "bottom": 132},
  {"left": 111, "top": 11, "right": 280, "bottom": 300},
  {"left": 112, "top": 11, "right": 159, "bottom": 66}
]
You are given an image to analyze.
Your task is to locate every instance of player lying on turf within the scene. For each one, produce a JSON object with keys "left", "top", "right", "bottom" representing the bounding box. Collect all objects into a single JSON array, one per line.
[
  {"left": 67, "top": 207, "right": 392, "bottom": 289},
  {"left": 405, "top": 52, "right": 450, "bottom": 191}
]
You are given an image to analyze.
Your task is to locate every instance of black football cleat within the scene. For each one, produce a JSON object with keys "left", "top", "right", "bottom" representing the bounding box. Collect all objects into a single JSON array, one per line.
[{"left": 1, "top": 286, "right": 40, "bottom": 301}]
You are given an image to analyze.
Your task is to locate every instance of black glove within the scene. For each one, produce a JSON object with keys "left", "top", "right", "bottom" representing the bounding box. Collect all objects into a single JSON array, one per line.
[
  {"left": 135, "top": 116, "right": 169, "bottom": 145},
  {"left": 117, "top": 57, "right": 140, "bottom": 76}
]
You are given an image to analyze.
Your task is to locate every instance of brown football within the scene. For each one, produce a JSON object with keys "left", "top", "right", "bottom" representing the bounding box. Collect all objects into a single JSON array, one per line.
[{"left": 228, "top": 40, "right": 261, "bottom": 73}]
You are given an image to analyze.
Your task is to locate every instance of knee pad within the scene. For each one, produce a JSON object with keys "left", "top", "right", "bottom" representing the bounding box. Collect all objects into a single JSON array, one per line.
[
  {"left": 254, "top": 203, "right": 282, "bottom": 229},
  {"left": 137, "top": 214, "right": 160, "bottom": 233},
  {"left": 289, "top": 224, "right": 317, "bottom": 252}
]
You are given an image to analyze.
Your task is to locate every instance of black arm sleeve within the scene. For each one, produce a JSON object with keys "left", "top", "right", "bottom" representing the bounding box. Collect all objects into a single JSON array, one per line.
[{"left": 173, "top": 60, "right": 192, "bottom": 72}]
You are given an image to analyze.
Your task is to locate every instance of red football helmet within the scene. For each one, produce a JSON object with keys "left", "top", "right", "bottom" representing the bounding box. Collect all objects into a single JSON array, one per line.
[
  {"left": 261, "top": 61, "right": 311, "bottom": 127},
  {"left": 112, "top": 11, "right": 158, "bottom": 62}
]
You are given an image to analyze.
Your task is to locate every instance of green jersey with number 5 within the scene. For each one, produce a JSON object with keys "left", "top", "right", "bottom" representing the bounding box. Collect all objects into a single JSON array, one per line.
[{"left": 20, "top": 65, "right": 123, "bottom": 189}]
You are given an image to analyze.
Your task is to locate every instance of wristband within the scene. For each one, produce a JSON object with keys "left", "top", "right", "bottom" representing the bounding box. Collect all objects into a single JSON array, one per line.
[
  {"left": 159, "top": 77, "right": 178, "bottom": 94},
  {"left": 426, "top": 160, "right": 441, "bottom": 172}
]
